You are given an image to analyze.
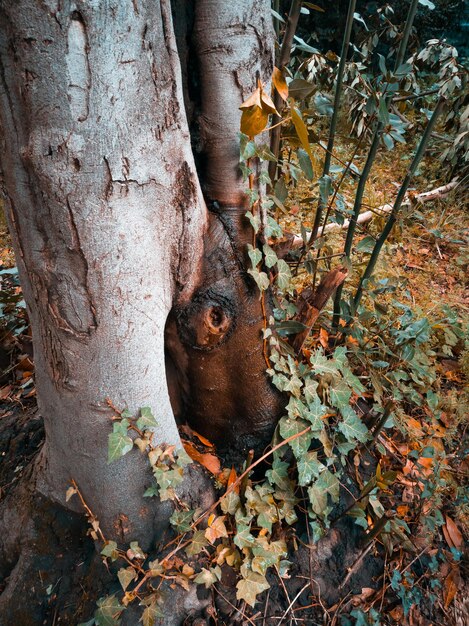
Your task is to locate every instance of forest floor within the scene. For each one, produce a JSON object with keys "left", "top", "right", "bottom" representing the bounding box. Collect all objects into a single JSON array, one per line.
[{"left": 0, "top": 133, "right": 468, "bottom": 625}]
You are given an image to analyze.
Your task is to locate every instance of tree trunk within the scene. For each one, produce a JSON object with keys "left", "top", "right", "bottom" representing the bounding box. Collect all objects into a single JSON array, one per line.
[{"left": 0, "top": 0, "right": 207, "bottom": 543}]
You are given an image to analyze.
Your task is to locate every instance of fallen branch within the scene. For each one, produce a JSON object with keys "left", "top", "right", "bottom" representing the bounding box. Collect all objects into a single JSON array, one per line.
[
  {"left": 291, "top": 266, "right": 348, "bottom": 353},
  {"left": 287, "top": 180, "right": 459, "bottom": 248}
]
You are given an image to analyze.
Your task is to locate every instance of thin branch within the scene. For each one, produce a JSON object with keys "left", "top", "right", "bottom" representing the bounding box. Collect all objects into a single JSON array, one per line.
[{"left": 309, "top": 0, "right": 357, "bottom": 242}]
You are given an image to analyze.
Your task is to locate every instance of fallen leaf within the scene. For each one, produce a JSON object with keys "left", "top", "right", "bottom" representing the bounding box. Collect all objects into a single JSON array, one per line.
[
  {"left": 205, "top": 515, "right": 228, "bottom": 544},
  {"left": 443, "top": 516, "right": 463, "bottom": 550},
  {"left": 182, "top": 441, "right": 221, "bottom": 476},
  {"left": 444, "top": 566, "right": 461, "bottom": 608}
]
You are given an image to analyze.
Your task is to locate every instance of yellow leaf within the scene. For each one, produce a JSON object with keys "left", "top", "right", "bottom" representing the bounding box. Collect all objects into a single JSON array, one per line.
[
  {"left": 240, "top": 105, "right": 269, "bottom": 137},
  {"left": 272, "top": 67, "right": 288, "bottom": 101},
  {"left": 239, "top": 87, "right": 262, "bottom": 110},
  {"left": 205, "top": 516, "right": 228, "bottom": 544},
  {"left": 260, "top": 89, "right": 279, "bottom": 115},
  {"left": 291, "top": 107, "right": 313, "bottom": 160}
]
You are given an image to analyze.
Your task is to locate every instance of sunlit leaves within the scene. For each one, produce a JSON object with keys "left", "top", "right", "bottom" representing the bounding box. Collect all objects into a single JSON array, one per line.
[
  {"left": 239, "top": 84, "right": 279, "bottom": 137},
  {"left": 291, "top": 107, "right": 313, "bottom": 160},
  {"left": 272, "top": 67, "right": 288, "bottom": 101}
]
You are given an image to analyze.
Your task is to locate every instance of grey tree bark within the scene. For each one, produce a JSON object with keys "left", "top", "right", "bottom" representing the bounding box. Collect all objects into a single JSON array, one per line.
[{"left": 0, "top": 0, "right": 275, "bottom": 552}]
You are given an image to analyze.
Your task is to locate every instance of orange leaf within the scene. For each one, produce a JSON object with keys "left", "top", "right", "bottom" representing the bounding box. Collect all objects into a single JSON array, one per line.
[
  {"left": 319, "top": 327, "right": 329, "bottom": 349},
  {"left": 227, "top": 466, "right": 239, "bottom": 494},
  {"left": 239, "top": 87, "right": 262, "bottom": 110},
  {"left": 260, "top": 89, "right": 279, "bottom": 115},
  {"left": 180, "top": 424, "right": 214, "bottom": 449},
  {"left": 205, "top": 515, "right": 228, "bottom": 544},
  {"left": 443, "top": 516, "right": 464, "bottom": 550},
  {"left": 182, "top": 441, "right": 221, "bottom": 476},
  {"left": 291, "top": 106, "right": 313, "bottom": 160},
  {"left": 444, "top": 566, "right": 461, "bottom": 608},
  {"left": 272, "top": 67, "right": 288, "bottom": 101},
  {"left": 240, "top": 105, "right": 269, "bottom": 137}
]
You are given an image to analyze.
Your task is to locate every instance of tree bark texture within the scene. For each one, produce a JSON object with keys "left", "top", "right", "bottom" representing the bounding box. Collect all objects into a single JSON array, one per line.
[
  {"left": 0, "top": 0, "right": 207, "bottom": 543},
  {"left": 0, "top": 0, "right": 280, "bottom": 546}
]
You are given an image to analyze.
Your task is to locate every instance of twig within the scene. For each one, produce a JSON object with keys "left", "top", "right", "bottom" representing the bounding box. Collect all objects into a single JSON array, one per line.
[
  {"left": 287, "top": 180, "right": 459, "bottom": 247},
  {"left": 214, "top": 585, "right": 257, "bottom": 626},
  {"left": 278, "top": 582, "right": 309, "bottom": 625}
]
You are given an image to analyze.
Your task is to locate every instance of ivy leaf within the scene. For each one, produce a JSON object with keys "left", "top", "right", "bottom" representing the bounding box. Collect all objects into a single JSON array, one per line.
[
  {"left": 101, "top": 541, "right": 119, "bottom": 561},
  {"left": 297, "top": 451, "right": 321, "bottom": 486},
  {"left": 303, "top": 376, "right": 319, "bottom": 404},
  {"left": 310, "top": 349, "right": 340, "bottom": 376},
  {"left": 247, "top": 244, "right": 262, "bottom": 268},
  {"left": 248, "top": 268, "right": 270, "bottom": 292},
  {"left": 308, "top": 469, "right": 340, "bottom": 515},
  {"left": 276, "top": 259, "right": 292, "bottom": 290},
  {"left": 305, "top": 395, "right": 326, "bottom": 432},
  {"left": 266, "top": 453, "right": 290, "bottom": 491},
  {"left": 169, "top": 509, "right": 194, "bottom": 533},
  {"left": 330, "top": 379, "right": 352, "bottom": 410},
  {"left": 140, "top": 594, "right": 164, "bottom": 626},
  {"left": 107, "top": 431, "right": 133, "bottom": 464},
  {"left": 194, "top": 566, "right": 222, "bottom": 589},
  {"left": 205, "top": 516, "right": 228, "bottom": 544},
  {"left": 94, "top": 595, "right": 123, "bottom": 626},
  {"left": 236, "top": 571, "right": 270, "bottom": 607},
  {"left": 339, "top": 406, "right": 369, "bottom": 443},
  {"left": 117, "top": 567, "right": 137, "bottom": 592},
  {"left": 221, "top": 491, "right": 241, "bottom": 515},
  {"left": 233, "top": 523, "right": 256, "bottom": 549},
  {"left": 279, "top": 417, "right": 312, "bottom": 460},
  {"left": 263, "top": 244, "right": 278, "bottom": 268},
  {"left": 185, "top": 530, "right": 209, "bottom": 557},
  {"left": 136, "top": 407, "right": 158, "bottom": 431}
]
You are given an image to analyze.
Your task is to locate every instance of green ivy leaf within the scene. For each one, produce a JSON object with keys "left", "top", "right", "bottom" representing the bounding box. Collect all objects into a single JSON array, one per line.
[
  {"left": 233, "top": 523, "right": 256, "bottom": 549},
  {"left": 310, "top": 349, "right": 340, "bottom": 376},
  {"left": 117, "top": 567, "right": 137, "bottom": 592},
  {"left": 308, "top": 469, "right": 340, "bottom": 516},
  {"left": 266, "top": 453, "right": 291, "bottom": 490},
  {"left": 136, "top": 407, "right": 158, "bottom": 431},
  {"left": 185, "top": 530, "right": 209, "bottom": 557},
  {"left": 169, "top": 509, "right": 194, "bottom": 533},
  {"left": 101, "top": 541, "right": 119, "bottom": 561},
  {"left": 248, "top": 268, "right": 270, "bottom": 292},
  {"left": 94, "top": 595, "right": 123, "bottom": 626},
  {"left": 247, "top": 244, "right": 262, "bottom": 268},
  {"left": 305, "top": 395, "right": 326, "bottom": 432},
  {"left": 263, "top": 244, "right": 278, "bottom": 269},
  {"left": 276, "top": 259, "right": 292, "bottom": 290},
  {"left": 194, "top": 566, "right": 221, "bottom": 589},
  {"left": 297, "top": 451, "right": 321, "bottom": 486},
  {"left": 339, "top": 406, "right": 369, "bottom": 443},
  {"left": 107, "top": 431, "right": 133, "bottom": 464}
]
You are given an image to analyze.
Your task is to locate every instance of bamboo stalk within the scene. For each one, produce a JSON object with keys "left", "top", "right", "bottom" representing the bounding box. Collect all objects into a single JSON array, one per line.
[
  {"left": 268, "top": 0, "right": 303, "bottom": 187},
  {"left": 309, "top": 0, "right": 357, "bottom": 243},
  {"left": 352, "top": 97, "right": 446, "bottom": 313}
]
